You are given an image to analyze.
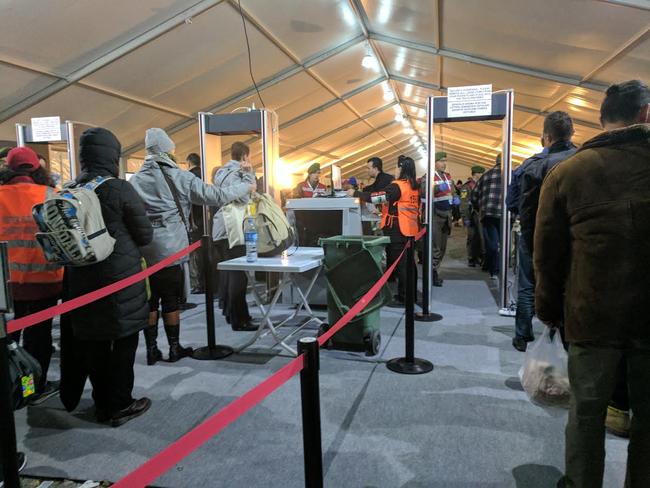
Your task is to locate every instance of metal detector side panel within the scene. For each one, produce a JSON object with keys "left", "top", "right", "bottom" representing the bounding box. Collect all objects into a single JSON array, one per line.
[
  {"left": 431, "top": 93, "right": 509, "bottom": 123},
  {"left": 0, "top": 242, "right": 12, "bottom": 314},
  {"left": 261, "top": 110, "right": 280, "bottom": 204},
  {"left": 205, "top": 111, "right": 262, "bottom": 135}
]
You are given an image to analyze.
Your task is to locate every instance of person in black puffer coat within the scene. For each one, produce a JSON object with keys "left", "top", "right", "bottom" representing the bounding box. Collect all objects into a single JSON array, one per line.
[{"left": 64, "top": 127, "right": 154, "bottom": 427}]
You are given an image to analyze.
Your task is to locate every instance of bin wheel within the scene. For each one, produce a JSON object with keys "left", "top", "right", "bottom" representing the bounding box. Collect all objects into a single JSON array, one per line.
[
  {"left": 317, "top": 323, "right": 333, "bottom": 349},
  {"left": 364, "top": 330, "right": 381, "bottom": 356}
]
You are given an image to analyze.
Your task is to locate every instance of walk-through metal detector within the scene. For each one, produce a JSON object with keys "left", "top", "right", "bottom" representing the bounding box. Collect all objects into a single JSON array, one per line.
[
  {"left": 193, "top": 109, "right": 279, "bottom": 360},
  {"left": 16, "top": 120, "right": 95, "bottom": 184},
  {"left": 422, "top": 90, "right": 515, "bottom": 317}
]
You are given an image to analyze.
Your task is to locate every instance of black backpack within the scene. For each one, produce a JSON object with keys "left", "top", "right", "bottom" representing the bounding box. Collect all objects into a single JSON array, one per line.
[{"left": 7, "top": 340, "right": 42, "bottom": 410}]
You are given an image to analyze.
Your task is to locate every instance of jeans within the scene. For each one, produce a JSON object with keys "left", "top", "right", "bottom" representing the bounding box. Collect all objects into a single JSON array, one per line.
[
  {"left": 482, "top": 216, "right": 501, "bottom": 276},
  {"left": 515, "top": 239, "right": 535, "bottom": 339},
  {"left": 564, "top": 341, "right": 650, "bottom": 487}
]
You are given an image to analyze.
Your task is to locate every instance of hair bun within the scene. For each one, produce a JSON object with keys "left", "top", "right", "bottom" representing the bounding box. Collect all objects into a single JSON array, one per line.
[{"left": 606, "top": 84, "right": 621, "bottom": 96}]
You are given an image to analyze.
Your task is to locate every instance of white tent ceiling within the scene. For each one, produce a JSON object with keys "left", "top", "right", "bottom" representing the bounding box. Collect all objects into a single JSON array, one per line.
[{"left": 1, "top": 0, "right": 648, "bottom": 184}]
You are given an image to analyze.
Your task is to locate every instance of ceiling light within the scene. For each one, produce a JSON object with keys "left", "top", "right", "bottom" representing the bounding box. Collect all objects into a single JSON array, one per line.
[
  {"left": 394, "top": 113, "right": 404, "bottom": 122},
  {"left": 361, "top": 45, "right": 378, "bottom": 70},
  {"left": 401, "top": 118, "right": 409, "bottom": 127},
  {"left": 404, "top": 127, "right": 414, "bottom": 135},
  {"left": 383, "top": 91, "right": 394, "bottom": 102},
  {"left": 410, "top": 135, "right": 419, "bottom": 144}
]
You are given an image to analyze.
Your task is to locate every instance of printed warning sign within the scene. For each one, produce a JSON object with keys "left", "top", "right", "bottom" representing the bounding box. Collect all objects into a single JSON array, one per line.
[
  {"left": 31, "top": 116, "right": 62, "bottom": 142},
  {"left": 447, "top": 85, "right": 492, "bottom": 118}
]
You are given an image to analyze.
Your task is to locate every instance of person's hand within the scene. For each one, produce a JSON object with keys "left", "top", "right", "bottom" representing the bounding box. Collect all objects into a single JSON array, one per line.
[
  {"left": 248, "top": 183, "right": 257, "bottom": 193},
  {"left": 346, "top": 188, "right": 355, "bottom": 197},
  {"left": 541, "top": 319, "right": 560, "bottom": 329}
]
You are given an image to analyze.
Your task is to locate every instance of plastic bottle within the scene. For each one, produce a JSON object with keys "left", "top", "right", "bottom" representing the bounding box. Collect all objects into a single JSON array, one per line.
[{"left": 244, "top": 204, "right": 258, "bottom": 262}]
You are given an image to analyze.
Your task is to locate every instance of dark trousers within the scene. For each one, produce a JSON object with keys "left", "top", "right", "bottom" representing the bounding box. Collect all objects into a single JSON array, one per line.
[
  {"left": 217, "top": 240, "right": 250, "bottom": 327},
  {"left": 515, "top": 239, "right": 535, "bottom": 339},
  {"left": 564, "top": 341, "right": 650, "bottom": 487},
  {"left": 388, "top": 240, "right": 416, "bottom": 301},
  {"left": 482, "top": 216, "right": 501, "bottom": 276},
  {"left": 10, "top": 298, "right": 58, "bottom": 391},
  {"left": 81, "top": 332, "right": 139, "bottom": 414},
  {"left": 189, "top": 234, "right": 205, "bottom": 293}
]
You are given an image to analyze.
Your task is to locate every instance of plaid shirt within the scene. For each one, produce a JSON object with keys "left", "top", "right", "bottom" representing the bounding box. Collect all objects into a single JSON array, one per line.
[{"left": 471, "top": 164, "right": 502, "bottom": 218}]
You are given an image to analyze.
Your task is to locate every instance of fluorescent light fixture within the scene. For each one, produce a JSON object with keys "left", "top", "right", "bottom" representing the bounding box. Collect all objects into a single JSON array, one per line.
[
  {"left": 383, "top": 90, "right": 393, "bottom": 102},
  {"left": 361, "top": 44, "right": 378, "bottom": 70},
  {"left": 410, "top": 135, "right": 419, "bottom": 144},
  {"left": 394, "top": 113, "right": 404, "bottom": 122}
]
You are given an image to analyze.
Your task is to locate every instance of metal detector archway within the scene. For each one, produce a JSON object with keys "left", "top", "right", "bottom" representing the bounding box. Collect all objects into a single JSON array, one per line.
[
  {"left": 422, "top": 89, "right": 514, "bottom": 317},
  {"left": 16, "top": 120, "right": 96, "bottom": 185},
  {"left": 193, "top": 109, "right": 279, "bottom": 361}
]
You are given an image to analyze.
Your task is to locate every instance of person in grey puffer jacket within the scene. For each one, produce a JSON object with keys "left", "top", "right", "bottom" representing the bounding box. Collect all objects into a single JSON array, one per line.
[
  {"left": 130, "top": 129, "right": 254, "bottom": 365},
  {"left": 213, "top": 141, "right": 258, "bottom": 331}
]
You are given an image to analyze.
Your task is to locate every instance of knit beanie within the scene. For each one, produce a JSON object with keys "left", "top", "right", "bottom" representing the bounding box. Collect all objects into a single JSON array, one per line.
[
  {"left": 435, "top": 151, "right": 447, "bottom": 162},
  {"left": 471, "top": 165, "right": 485, "bottom": 174},
  {"left": 307, "top": 163, "right": 320, "bottom": 175}
]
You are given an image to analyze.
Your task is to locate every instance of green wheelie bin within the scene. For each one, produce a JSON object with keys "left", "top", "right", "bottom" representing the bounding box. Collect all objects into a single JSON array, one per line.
[{"left": 318, "top": 235, "right": 391, "bottom": 355}]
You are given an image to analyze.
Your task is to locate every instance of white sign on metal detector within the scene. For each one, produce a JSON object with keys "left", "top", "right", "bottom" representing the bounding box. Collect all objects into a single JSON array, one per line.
[
  {"left": 30, "top": 116, "right": 62, "bottom": 142},
  {"left": 447, "top": 84, "right": 492, "bottom": 118}
]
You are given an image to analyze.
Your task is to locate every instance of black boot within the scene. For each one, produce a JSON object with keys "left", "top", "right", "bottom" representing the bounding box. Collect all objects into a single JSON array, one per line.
[
  {"left": 143, "top": 326, "right": 163, "bottom": 366},
  {"left": 433, "top": 270, "right": 444, "bottom": 287},
  {"left": 164, "top": 324, "right": 193, "bottom": 362}
]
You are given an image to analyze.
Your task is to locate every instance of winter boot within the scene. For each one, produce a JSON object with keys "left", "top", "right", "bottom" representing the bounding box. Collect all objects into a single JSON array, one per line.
[
  {"left": 432, "top": 270, "right": 443, "bottom": 287},
  {"left": 164, "top": 324, "right": 194, "bottom": 362},
  {"left": 143, "top": 325, "right": 163, "bottom": 366}
]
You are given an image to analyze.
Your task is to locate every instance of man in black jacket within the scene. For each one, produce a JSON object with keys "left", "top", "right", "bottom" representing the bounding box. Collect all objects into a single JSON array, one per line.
[
  {"left": 347, "top": 156, "right": 394, "bottom": 198},
  {"left": 512, "top": 111, "right": 577, "bottom": 352}
]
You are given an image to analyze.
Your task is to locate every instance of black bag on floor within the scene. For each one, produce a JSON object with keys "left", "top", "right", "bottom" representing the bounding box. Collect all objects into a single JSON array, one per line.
[{"left": 7, "top": 340, "right": 42, "bottom": 410}]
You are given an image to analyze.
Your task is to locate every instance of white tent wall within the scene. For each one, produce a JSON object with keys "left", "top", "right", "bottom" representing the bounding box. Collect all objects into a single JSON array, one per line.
[{"left": 0, "top": 0, "right": 648, "bottom": 180}]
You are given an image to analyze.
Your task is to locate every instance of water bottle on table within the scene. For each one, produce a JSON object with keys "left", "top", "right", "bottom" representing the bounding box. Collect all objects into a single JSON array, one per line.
[{"left": 244, "top": 203, "right": 258, "bottom": 262}]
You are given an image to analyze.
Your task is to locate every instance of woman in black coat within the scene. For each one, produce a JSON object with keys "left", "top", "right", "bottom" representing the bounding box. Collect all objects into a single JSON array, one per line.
[{"left": 63, "top": 127, "right": 154, "bottom": 427}]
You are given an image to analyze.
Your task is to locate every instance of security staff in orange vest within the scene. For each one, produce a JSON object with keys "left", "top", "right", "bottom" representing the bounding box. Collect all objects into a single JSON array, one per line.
[
  {"left": 0, "top": 147, "right": 63, "bottom": 403},
  {"left": 358, "top": 155, "right": 420, "bottom": 307}
]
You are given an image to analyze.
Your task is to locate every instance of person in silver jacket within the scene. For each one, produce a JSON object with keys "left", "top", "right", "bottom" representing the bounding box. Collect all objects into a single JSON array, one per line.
[
  {"left": 130, "top": 128, "right": 254, "bottom": 364},
  {"left": 212, "top": 141, "right": 258, "bottom": 331}
]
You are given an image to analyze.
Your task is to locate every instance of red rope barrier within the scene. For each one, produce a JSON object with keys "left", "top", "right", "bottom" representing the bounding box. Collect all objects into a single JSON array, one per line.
[
  {"left": 112, "top": 354, "right": 305, "bottom": 488},
  {"left": 6, "top": 241, "right": 202, "bottom": 334}
]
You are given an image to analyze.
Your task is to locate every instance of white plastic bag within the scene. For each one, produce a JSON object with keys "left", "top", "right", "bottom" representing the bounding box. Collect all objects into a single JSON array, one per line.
[{"left": 519, "top": 327, "right": 570, "bottom": 407}]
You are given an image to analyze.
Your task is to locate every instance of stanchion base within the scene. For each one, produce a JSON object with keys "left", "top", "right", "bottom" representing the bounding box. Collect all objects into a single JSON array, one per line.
[
  {"left": 192, "top": 345, "right": 234, "bottom": 360},
  {"left": 414, "top": 312, "right": 443, "bottom": 322},
  {"left": 386, "top": 357, "right": 434, "bottom": 375}
]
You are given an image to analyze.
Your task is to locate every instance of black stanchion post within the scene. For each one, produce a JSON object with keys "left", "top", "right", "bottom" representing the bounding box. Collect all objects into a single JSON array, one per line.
[
  {"left": 298, "top": 337, "right": 323, "bottom": 488},
  {"left": 415, "top": 224, "right": 442, "bottom": 323},
  {"left": 387, "top": 239, "right": 434, "bottom": 375},
  {"left": 193, "top": 235, "right": 234, "bottom": 360},
  {"left": 0, "top": 316, "right": 20, "bottom": 488}
]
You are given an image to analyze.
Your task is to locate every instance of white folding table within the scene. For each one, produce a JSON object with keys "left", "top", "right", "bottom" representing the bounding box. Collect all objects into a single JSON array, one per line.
[{"left": 217, "top": 247, "right": 324, "bottom": 355}]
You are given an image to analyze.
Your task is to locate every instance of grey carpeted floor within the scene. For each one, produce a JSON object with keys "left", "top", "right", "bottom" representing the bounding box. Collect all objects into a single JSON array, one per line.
[{"left": 14, "top": 231, "right": 628, "bottom": 487}]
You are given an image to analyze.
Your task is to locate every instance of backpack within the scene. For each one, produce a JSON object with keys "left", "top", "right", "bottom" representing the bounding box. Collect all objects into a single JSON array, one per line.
[
  {"left": 7, "top": 340, "right": 42, "bottom": 410},
  {"left": 32, "top": 176, "right": 116, "bottom": 266},
  {"left": 253, "top": 193, "right": 295, "bottom": 257}
]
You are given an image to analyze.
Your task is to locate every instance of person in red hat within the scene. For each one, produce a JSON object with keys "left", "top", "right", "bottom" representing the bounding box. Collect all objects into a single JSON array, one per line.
[{"left": 0, "top": 147, "right": 63, "bottom": 404}]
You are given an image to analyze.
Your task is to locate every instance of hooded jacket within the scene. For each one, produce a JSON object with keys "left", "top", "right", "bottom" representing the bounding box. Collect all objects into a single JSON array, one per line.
[
  {"left": 130, "top": 155, "right": 250, "bottom": 265},
  {"left": 534, "top": 124, "right": 650, "bottom": 343},
  {"left": 64, "top": 128, "right": 153, "bottom": 341},
  {"left": 211, "top": 159, "right": 256, "bottom": 242}
]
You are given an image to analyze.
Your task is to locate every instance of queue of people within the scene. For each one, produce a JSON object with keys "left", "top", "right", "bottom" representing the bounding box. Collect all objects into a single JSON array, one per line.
[{"left": 1, "top": 78, "right": 648, "bottom": 487}]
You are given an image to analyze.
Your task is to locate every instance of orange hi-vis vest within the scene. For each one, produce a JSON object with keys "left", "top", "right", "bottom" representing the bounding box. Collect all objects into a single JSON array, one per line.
[
  {"left": 380, "top": 180, "right": 420, "bottom": 237},
  {"left": 0, "top": 184, "right": 63, "bottom": 284}
]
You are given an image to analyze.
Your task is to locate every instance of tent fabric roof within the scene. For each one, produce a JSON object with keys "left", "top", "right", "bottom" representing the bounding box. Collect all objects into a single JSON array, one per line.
[{"left": 1, "top": 0, "right": 648, "bottom": 179}]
